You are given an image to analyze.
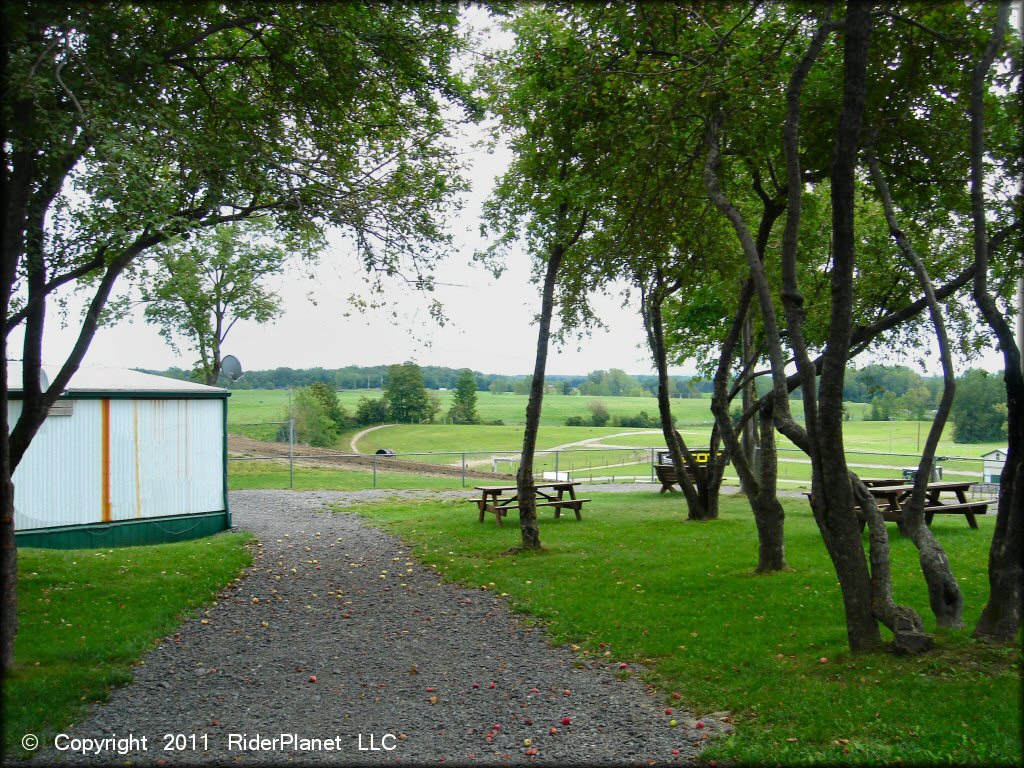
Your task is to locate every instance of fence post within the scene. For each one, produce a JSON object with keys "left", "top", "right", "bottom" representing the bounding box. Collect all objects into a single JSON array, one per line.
[
  {"left": 462, "top": 453, "right": 466, "bottom": 487},
  {"left": 373, "top": 453, "right": 377, "bottom": 489},
  {"left": 288, "top": 418, "right": 294, "bottom": 489},
  {"left": 555, "top": 450, "right": 559, "bottom": 479},
  {"left": 650, "top": 448, "right": 655, "bottom": 483}
]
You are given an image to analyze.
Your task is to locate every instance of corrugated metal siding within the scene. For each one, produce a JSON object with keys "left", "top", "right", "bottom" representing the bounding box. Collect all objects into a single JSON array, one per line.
[{"left": 10, "top": 397, "right": 225, "bottom": 532}]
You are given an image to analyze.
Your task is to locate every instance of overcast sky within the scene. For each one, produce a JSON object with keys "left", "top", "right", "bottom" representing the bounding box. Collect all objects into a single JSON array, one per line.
[{"left": 30, "top": 7, "right": 1009, "bottom": 380}]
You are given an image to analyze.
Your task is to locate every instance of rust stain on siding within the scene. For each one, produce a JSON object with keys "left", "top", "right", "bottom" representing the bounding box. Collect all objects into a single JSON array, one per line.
[{"left": 101, "top": 399, "right": 112, "bottom": 522}]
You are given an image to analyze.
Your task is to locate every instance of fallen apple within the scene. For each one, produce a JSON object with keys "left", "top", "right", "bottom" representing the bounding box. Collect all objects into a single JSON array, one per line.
[
  {"left": 308, "top": 675, "right": 317, "bottom": 683},
  {"left": 665, "top": 708, "right": 673, "bottom": 715},
  {"left": 561, "top": 717, "right": 571, "bottom": 726}
]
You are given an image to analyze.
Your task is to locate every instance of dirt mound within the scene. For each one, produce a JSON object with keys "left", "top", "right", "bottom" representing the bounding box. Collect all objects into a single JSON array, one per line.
[{"left": 228, "top": 434, "right": 514, "bottom": 481}]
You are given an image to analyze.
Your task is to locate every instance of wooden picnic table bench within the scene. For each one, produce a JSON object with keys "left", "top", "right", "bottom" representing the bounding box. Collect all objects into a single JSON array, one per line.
[
  {"left": 468, "top": 481, "right": 590, "bottom": 527},
  {"left": 858, "top": 477, "right": 906, "bottom": 488},
  {"left": 653, "top": 463, "right": 695, "bottom": 494},
  {"left": 866, "top": 481, "right": 987, "bottom": 530},
  {"left": 806, "top": 480, "right": 987, "bottom": 534}
]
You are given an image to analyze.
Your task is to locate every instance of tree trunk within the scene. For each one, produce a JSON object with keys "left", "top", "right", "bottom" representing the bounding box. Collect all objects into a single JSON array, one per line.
[
  {"left": 855, "top": 479, "right": 933, "bottom": 654},
  {"left": 868, "top": 153, "right": 963, "bottom": 627},
  {"left": 516, "top": 243, "right": 565, "bottom": 550},
  {"left": 641, "top": 275, "right": 714, "bottom": 519},
  {"left": 0, "top": 355, "right": 17, "bottom": 672},
  {"left": 739, "top": 310, "right": 757, "bottom": 493},
  {"left": 975, "top": 450, "right": 1023, "bottom": 640},
  {"left": 967, "top": 1, "right": 1022, "bottom": 643},
  {"left": 810, "top": 1, "right": 886, "bottom": 654},
  {"left": 751, "top": 404, "right": 786, "bottom": 572},
  {"left": 710, "top": 279, "right": 787, "bottom": 572}
]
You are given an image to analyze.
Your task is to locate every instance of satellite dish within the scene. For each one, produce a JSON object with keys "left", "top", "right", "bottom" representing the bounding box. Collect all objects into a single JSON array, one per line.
[
  {"left": 39, "top": 367, "right": 50, "bottom": 392},
  {"left": 221, "top": 355, "right": 243, "bottom": 383}
]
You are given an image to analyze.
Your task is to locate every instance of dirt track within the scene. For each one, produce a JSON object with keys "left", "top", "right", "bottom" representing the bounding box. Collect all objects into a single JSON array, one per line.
[{"left": 228, "top": 434, "right": 515, "bottom": 481}]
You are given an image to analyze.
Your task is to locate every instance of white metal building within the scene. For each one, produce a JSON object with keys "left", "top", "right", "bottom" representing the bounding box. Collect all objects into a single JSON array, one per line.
[
  {"left": 8, "top": 364, "right": 230, "bottom": 548},
  {"left": 981, "top": 449, "right": 1008, "bottom": 484}
]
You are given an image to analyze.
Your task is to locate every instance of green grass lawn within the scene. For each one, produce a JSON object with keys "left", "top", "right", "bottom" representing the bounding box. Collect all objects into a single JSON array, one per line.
[
  {"left": 3, "top": 533, "right": 252, "bottom": 758},
  {"left": 347, "top": 492, "right": 1021, "bottom": 766},
  {"left": 352, "top": 424, "right": 660, "bottom": 457},
  {"left": 227, "top": 388, "right": 717, "bottom": 431}
]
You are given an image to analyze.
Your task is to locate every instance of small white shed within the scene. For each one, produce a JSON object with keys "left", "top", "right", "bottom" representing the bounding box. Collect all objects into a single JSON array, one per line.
[
  {"left": 8, "top": 364, "right": 230, "bottom": 548},
  {"left": 981, "top": 449, "right": 1008, "bottom": 484}
]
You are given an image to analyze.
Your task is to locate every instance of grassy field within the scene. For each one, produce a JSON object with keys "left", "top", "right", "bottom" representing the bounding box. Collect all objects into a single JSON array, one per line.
[
  {"left": 3, "top": 533, "right": 252, "bottom": 758},
  {"left": 226, "top": 388, "right": 1003, "bottom": 491},
  {"left": 227, "top": 388, "right": 723, "bottom": 431},
  {"left": 348, "top": 492, "right": 1021, "bottom": 766},
  {"left": 227, "top": 389, "right": 998, "bottom": 460}
]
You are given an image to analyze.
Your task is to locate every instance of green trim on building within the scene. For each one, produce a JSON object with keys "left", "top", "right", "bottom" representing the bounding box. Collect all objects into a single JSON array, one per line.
[
  {"left": 223, "top": 395, "right": 232, "bottom": 528},
  {"left": 15, "top": 510, "right": 229, "bottom": 549}
]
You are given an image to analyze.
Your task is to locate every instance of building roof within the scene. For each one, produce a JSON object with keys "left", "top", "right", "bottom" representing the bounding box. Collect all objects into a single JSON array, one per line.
[
  {"left": 981, "top": 449, "right": 1007, "bottom": 459},
  {"left": 7, "top": 363, "right": 229, "bottom": 398}
]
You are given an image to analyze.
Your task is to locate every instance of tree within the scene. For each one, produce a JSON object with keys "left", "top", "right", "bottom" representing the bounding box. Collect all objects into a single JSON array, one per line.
[
  {"left": 287, "top": 386, "right": 339, "bottom": 448},
  {"left": 478, "top": 7, "right": 599, "bottom": 549},
  {"left": 588, "top": 400, "right": 610, "bottom": 427},
  {"left": 384, "top": 362, "right": 432, "bottom": 423},
  {"left": 355, "top": 396, "right": 390, "bottom": 426},
  {"left": 964, "top": 2, "right": 1022, "bottom": 644},
  {"left": 448, "top": 368, "right": 479, "bottom": 423},
  {"left": 308, "top": 382, "right": 349, "bottom": 433},
  {"left": 139, "top": 220, "right": 297, "bottom": 385},
  {"left": 700, "top": 2, "right": 1019, "bottom": 648},
  {"left": 1, "top": 3, "right": 472, "bottom": 670},
  {"left": 951, "top": 370, "right": 1008, "bottom": 443}
]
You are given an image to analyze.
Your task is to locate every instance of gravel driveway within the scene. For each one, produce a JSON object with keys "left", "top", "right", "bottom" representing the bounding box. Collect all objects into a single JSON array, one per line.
[{"left": 39, "top": 489, "right": 730, "bottom": 765}]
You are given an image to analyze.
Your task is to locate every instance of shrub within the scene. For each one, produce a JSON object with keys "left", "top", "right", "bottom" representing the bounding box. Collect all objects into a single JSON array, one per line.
[
  {"left": 616, "top": 411, "right": 658, "bottom": 428},
  {"left": 355, "top": 396, "right": 389, "bottom": 426},
  {"left": 589, "top": 400, "right": 610, "bottom": 427},
  {"left": 286, "top": 387, "right": 338, "bottom": 447}
]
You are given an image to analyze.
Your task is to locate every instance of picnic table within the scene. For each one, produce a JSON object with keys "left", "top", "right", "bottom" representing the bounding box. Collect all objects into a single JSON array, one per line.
[
  {"left": 468, "top": 481, "right": 590, "bottom": 527},
  {"left": 806, "top": 480, "right": 988, "bottom": 533},
  {"left": 653, "top": 463, "right": 694, "bottom": 494},
  {"left": 867, "top": 480, "right": 987, "bottom": 530}
]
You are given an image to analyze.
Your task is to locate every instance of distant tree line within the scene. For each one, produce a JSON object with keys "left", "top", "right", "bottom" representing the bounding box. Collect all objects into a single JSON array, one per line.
[
  {"left": 142, "top": 363, "right": 714, "bottom": 396},
  {"left": 143, "top": 361, "right": 947, "bottom": 405}
]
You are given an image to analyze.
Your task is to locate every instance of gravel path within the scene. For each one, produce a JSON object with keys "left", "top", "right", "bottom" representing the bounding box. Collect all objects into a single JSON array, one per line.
[{"left": 39, "top": 490, "right": 731, "bottom": 766}]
